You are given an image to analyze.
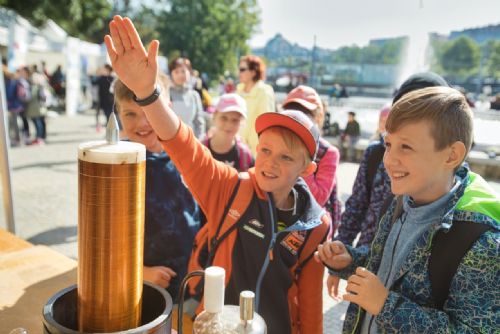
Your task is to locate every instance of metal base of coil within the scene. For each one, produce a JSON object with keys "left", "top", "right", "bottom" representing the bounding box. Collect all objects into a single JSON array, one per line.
[{"left": 42, "top": 282, "right": 172, "bottom": 334}]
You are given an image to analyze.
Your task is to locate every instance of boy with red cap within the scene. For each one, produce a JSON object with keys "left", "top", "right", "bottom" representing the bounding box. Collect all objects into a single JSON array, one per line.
[
  {"left": 282, "top": 85, "right": 341, "bottom": 229},
  {"left": 202, "top": 93, "right": 253, "bottom": 172},
  {"left": 105, "top": 16, "right": 329, "bottom": 334}
]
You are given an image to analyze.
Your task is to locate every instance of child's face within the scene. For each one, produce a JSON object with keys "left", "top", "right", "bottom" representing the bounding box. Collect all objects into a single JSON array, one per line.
[
  {"left": 171, "top": 66, "right": 190, "bottom": 86},
  {"left": 213, "top": 111, "right": 243, "bottom": 140},
  {"left": 255, "top": 130, "right": 311, "bottom": 201},
  {"left": 378, "top": 114, "right": 389, "bottom": 133},
  {"left": 384, "top": 120, "right": 455, "bottom": 205},
  {"left": 118, "top": 100, "right": 162, "bottom": 153}
]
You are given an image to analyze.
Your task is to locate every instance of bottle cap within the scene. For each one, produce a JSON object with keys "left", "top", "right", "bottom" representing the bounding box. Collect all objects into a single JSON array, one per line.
[
  {"left": 239, "top": 290, "right": 254, "bottom": 321},
  {"left": 204, "top": 266, "right": 225, "bottom": 313}
]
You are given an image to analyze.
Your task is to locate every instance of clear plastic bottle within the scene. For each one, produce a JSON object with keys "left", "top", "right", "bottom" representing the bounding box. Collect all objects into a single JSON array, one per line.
[
  {"left": 192, "top": 266, "right": 233, "bottom": 334},
  {"left": 8, "top": 329, "right": 28, "bottom": 334}
]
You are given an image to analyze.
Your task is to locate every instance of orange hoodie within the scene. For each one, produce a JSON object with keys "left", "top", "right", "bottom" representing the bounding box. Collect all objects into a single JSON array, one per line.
[{"left": 161, "top": 121, "right": 329, "bottom": 333}]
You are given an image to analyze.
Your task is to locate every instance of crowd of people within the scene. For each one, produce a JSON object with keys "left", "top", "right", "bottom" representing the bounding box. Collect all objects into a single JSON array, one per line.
[
  {"left": 2, "top": 61, "right": 58, "bottom": 146},
  {"left": 103, "top": 16, "right": 497, "bottom": 334},
  {"left": 3, "top": 15, "right": 499, "bottom": 334}
]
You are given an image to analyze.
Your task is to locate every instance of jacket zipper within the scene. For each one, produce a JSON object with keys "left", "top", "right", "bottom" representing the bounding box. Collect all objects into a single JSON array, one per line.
[{"left": 351, "top": 209, "right": 388, "bottom": 334}]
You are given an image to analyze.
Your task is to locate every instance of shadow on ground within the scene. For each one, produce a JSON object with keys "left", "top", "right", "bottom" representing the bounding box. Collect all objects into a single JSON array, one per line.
[
  {"left": 12, "top": 160, "right": 75, "bottom": 171},
  {"left": 28, "top": 226, "right": 77, "bottom": 246}
]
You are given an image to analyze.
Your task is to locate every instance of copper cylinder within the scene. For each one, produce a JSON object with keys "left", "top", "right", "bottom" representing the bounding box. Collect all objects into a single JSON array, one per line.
[{"left": 77, "top": 141, "right": 146, "bottom": 332}]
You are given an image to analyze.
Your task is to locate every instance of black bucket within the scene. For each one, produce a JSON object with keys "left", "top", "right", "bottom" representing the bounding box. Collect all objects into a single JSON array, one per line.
[{"left": 42, "top": 282, "right": 172, "bottom": 334}]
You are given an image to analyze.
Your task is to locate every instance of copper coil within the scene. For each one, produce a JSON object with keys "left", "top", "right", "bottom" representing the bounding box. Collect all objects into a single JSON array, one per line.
[{"left": 78, "top": 160, "right": 145, "bottom": 332}]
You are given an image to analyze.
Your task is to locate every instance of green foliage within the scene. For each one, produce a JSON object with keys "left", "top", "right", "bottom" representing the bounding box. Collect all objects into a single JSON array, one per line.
[
  {"left": 440, "top": 36, "right": 480, "bottom": 76},
  {"left": 485, "top": 41, "right": 500, "bottom": 77},
  {"left": 157, "top": 0, "right": 260, "bottom": 80},
  {"left": 1, "top": 0, "right": 112, "bottom": 43},
  {"left": 331, "top": 39, "right": 404, "bottom": 65}
]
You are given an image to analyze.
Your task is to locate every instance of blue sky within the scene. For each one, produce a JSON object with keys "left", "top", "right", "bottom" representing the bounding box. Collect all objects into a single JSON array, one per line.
[{"left": 250, "top": 0, "right": 500, "bottom": 49}]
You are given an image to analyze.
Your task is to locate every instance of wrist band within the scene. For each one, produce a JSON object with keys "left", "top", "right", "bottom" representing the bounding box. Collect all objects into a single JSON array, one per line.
[{"left": 133, "top": 85, "right": 161, "bottom": 107}]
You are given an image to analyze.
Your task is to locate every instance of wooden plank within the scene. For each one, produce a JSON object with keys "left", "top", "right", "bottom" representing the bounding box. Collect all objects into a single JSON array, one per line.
[
  {"left": 0, "top": 245, "right": 77, "bottom": 334},
  {"left": 0, "top": 228, "right": 32, "bottom": 254}
]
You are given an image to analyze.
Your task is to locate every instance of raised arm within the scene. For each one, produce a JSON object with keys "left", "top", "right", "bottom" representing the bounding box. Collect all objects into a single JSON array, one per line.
[{"left": 104, "top": 15, "right": 179, "bottom": 140}]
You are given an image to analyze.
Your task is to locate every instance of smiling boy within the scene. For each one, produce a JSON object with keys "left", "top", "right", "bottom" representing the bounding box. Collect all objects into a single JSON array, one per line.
[
  {"left": 105, "top": 16, "right": 329, "bottom": 334},
  {"left": 316, "top": 86, "right": 499, "bottom": 333},
  {"left": 114, "top": 75, "right": 201, "bottom": 302}
]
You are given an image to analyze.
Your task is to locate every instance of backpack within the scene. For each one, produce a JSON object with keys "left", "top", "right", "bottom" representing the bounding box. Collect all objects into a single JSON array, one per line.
[
  {"left": 187, "top": 175, "right": 331, "bottom": 310},
  {"left": 315, "top": 140, "right": 342, "bottom": 232},
  {"left": 380, "top": 196, "right": 491, "bottom": 310},
  {"left": 365, "top": 142, "right": 385, "bottom": 197}
]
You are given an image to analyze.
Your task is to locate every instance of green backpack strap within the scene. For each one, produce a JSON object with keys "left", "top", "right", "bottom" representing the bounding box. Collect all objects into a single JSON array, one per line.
[{"left": 429, "top": 221, "right": 492, "bottom": 310}]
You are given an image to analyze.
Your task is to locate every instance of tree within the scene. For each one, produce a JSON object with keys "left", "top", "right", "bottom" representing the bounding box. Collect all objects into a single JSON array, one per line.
[
  {"left": 485, "top": 41, "right": 500, "bottom": 77},
  {"left": 0, "top": 0, "right": 112, "bottom": 43},
  {"left": 157, "top": 0, "right": 260, "bottom": 81},
  {"left": 440, "top": 36, "right": 480, "bottom": 76}
]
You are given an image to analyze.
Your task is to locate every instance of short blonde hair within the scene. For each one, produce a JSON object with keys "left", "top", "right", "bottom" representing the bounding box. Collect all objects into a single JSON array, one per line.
[
  {"left": 387, "top": 86, "right": 473, "bottom": 156},
  {"left": 263, "top": 127, "right": 311, "bottom": 166},
  {"left": 114, "top": 73, "right": 171, "bottom": 111}
]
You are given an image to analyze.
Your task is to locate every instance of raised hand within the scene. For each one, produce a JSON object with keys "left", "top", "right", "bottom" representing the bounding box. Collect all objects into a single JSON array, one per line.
[
  {"left": 104, "top": 15, "right": 158, "bottom": 99},
  {"left": 343, "top": 267, "right": 388, "bottom": 315},
  {"left": 314, "top": 240, "right": 352, "bottom": 270}
]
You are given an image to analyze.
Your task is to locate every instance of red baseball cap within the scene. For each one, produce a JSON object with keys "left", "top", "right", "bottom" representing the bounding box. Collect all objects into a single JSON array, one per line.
[
  {"left": 283, "top": 85, "right": 323, "bottom": 113},
  {"left": 255, "top": 109, "right": 320, "bottom": 159}
]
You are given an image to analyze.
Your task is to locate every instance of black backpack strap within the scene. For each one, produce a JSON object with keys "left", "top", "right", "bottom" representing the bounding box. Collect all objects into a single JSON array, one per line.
[
  {"left": 207, "top": 178, "right": 242, "bottom": 265},
  {"left": 429, "top": 221, "right": 492, "bottom": 310},
  {"left": 365, "top": 143, "right": 385, "bottom": 197},
  {"left": 314, "top": 140, "right": 328, "bottom": 166}
]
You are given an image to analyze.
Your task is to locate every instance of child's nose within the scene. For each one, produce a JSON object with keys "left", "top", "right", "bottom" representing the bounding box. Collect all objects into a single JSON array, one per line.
[
  {"left": 383, "top": 149, "right": 398, "bottom": 167},
  {"left": 138, "top": 115, "right": 151, "bottom": 127}
]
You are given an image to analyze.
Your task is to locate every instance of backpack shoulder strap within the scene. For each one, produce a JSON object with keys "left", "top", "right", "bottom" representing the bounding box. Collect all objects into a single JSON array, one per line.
[
  {"left": 315, "top": 140, "right": 328, "bottom": 164},
  {"left": 429, "top": 221, "right": 491, "bottom": 310},
  {"left": 208, "top": 175, "right": 254, "bottom": 263},
  {"left": 365, "top": 143, "right": 385, "bottom": 196},
  {"left": 235, "top": 139, "right": 251, "bottom": 171}
]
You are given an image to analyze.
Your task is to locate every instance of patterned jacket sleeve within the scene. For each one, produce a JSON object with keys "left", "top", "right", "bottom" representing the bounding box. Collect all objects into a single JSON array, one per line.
[
  {"left": 336, "top": 146, "right": 374, "bottom": 245},
  {"left": 376, "top": 231, "right": 499, "bottom": 333},
  {"left": 327, "top": 244, "right": 370, "bottom": 280}
]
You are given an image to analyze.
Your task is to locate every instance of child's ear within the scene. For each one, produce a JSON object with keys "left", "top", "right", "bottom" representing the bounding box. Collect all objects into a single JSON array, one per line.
[
  {"left": 445, "top": 141, "right": 466, "bottom": 169},
  {"left": 300, "top": 161, "right": 317, "bottom": 177}
]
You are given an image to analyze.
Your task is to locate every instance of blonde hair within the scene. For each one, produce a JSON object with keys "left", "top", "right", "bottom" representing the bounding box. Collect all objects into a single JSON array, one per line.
[
  {"left": 264, "top": 127, "right": 311, "bottom": 166},
  {"left": 114, "top": 73, "right": 171, "bottom": 111},
  {"left": 387, "top": 86, "right": 473, "bottom": 156}
]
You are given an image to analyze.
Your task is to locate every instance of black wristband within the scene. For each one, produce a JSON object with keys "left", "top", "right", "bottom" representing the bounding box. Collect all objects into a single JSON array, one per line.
[{"left": 133, "top": 85, "right": 161, "bottom": 107}]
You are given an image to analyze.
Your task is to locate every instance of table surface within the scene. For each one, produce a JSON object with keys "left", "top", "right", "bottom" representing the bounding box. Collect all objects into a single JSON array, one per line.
[{"left": 0, "top": 228, "right": 193, "bottom": 334}]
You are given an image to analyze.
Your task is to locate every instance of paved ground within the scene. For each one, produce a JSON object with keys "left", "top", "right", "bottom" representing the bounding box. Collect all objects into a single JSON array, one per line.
[{"left": 1, "top": 110, "right": 498, "bottom": 332}]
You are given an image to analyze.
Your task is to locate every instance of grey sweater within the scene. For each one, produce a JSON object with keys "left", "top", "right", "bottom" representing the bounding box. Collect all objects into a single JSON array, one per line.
[{"left": 170, "top": 84, "right": 205, "bottom": 138}]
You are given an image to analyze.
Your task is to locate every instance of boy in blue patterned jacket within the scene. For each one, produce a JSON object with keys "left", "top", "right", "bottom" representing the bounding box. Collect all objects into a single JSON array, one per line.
[
  {"left": 316, "top": 86, "right": 499, "bottom": 333},
  {"left": 114, "top": 76, "right": 201, "bottom": 302}
]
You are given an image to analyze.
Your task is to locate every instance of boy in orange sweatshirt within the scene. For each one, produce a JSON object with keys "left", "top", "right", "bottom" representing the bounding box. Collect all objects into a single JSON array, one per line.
[{"left": 105, "top": 16, "right": 329, "bottom": 334}]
